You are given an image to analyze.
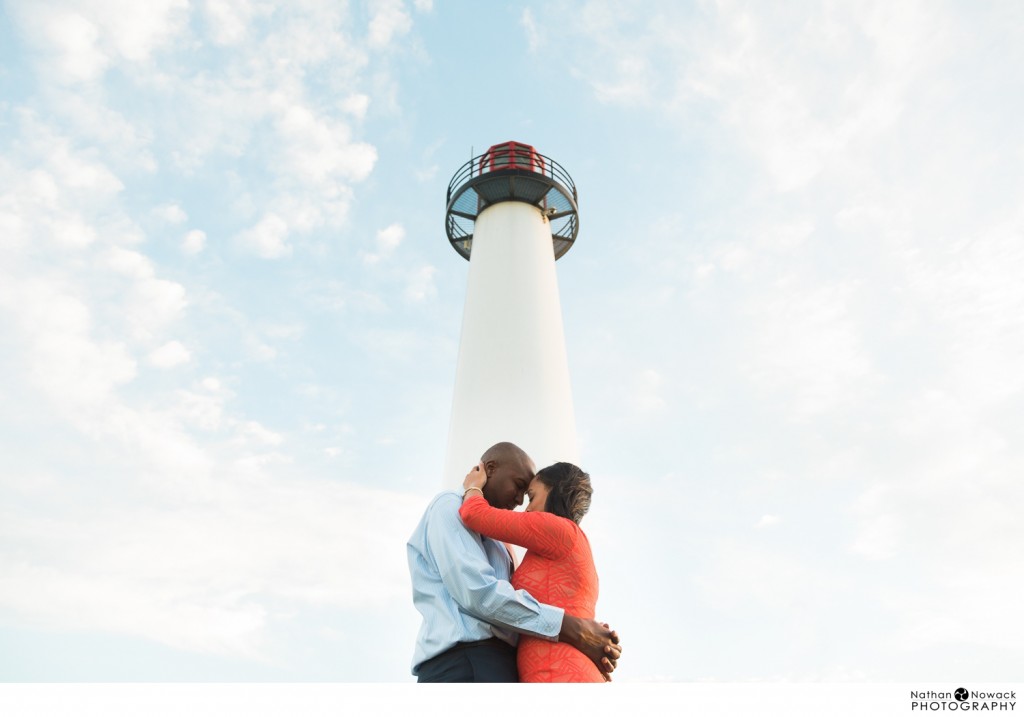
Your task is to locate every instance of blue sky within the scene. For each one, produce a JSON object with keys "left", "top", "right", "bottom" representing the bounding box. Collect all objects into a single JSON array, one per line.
[{"left": 1, "top": 0, "right": 1022, "bottom": 682}]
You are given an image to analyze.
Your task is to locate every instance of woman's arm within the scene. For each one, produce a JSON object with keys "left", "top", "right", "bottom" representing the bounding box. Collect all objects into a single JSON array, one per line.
[{"left": 459, "top": 494, "right": 575, "bottom": 560}]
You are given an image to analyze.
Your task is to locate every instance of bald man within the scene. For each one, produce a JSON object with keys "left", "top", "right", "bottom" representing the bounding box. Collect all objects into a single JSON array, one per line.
[{"left": 407, "top": 442, "right": 620, "bottom": 682}]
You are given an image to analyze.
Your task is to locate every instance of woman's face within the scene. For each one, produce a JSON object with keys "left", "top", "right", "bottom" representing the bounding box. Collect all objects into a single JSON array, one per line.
[{"left": 524, "top": 477, "right": 550, "bottom": 513}]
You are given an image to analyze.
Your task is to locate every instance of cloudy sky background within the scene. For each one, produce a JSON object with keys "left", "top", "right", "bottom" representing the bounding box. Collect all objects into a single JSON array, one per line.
[{"left": 1, "top": 0, "right": 1022, "bottom": 681}]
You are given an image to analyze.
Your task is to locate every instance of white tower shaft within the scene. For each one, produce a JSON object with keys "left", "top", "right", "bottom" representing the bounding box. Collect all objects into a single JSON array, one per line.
[{"left": 442, "top": 201, "right": 578, "bottom": 485}]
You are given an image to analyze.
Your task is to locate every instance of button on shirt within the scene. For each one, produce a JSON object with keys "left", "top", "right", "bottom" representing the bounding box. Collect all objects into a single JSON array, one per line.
[{"left": 407, "top": 491, "right": 564, "bottom": 675}]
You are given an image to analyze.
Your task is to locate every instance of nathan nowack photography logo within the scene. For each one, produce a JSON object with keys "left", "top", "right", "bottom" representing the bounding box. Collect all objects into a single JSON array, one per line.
[{"left": 911, "top": 687, "right": 1017, "bottom": 712}]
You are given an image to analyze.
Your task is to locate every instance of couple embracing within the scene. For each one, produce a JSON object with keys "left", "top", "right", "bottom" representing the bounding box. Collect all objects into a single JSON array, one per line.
[{"left": 407, "top": 441, "right": 621, "bottom": 683}]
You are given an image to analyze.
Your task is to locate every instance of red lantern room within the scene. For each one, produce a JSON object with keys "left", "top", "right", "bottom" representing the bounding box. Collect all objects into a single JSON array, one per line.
[
  {"left": 477, "top": 141, "right": 546, "bottom": 175},
  {"left": 445, "top": 141, "right": 579, "bottom": 261}
]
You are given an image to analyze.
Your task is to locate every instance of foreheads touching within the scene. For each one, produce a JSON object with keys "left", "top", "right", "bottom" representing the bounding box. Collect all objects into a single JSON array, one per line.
[{"left": 475, "top": 445, "right": 594, "bottom": 522}]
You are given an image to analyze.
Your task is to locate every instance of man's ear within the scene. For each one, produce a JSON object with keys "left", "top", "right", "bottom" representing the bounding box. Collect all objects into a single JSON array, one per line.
[{"left": 484, "top": 460, "right": 497, "bottom": 477}]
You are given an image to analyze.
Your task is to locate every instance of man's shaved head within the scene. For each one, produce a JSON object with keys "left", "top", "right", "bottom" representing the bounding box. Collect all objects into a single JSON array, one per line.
[
  {"left": 479, "top": 442, "right": 536, "bottom": 510},
  {"left": 481, "top": 441, "right": 531, "bottom": 467}
]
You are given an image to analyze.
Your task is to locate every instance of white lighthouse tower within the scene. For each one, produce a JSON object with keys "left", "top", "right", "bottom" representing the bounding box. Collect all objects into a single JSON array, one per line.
[{"left": 442, "top": 141, "right": 581, "bottom": 486}]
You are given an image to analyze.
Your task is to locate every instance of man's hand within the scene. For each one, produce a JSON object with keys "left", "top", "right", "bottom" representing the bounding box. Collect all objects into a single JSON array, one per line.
[
  {"left": 463, "top": 462, "right": 488, "bottom": 493},
  {"left": 559, "top": 614, "right": 622, "bottom": 678}
]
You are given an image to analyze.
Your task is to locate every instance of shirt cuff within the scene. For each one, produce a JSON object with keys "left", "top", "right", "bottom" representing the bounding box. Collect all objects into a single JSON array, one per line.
[{"left": 535, "top": 603, "right": 565, "bottom": 640}]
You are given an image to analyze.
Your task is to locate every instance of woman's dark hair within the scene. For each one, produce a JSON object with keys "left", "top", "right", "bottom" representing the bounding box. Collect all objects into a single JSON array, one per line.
[{"left": 536, "top": 462, "right": 592, "bottom": 524}]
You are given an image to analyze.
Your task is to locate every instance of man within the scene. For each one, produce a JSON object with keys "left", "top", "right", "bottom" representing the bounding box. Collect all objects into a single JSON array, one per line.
[{"left": 407, "top": 441, "right": 621, "bottom": 682}]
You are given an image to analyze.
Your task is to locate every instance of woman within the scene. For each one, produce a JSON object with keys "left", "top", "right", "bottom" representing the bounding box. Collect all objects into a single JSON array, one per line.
[{"left": 460, "top": 460, "right": 604, "bottom": 683}]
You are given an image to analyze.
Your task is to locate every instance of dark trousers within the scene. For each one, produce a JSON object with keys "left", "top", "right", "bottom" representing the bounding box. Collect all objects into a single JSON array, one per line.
[{"left": 416, "top": 638, "right": 518, "bottom": 683}]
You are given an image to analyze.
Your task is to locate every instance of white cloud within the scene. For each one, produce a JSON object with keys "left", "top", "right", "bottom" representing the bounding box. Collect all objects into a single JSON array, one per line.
[
  {"left": 275, "top": 103, "right": 377, "bottom": 186},
  {"left": 238, "top": 420, "right": 283, "bottom": 447},
  {"left": 0, "top": 0, "right": 429, "bottom": 679},
  {"left": 414, "top": 138, "right": 444, "bottom": 183},
  {"left": 94, "top": 248, "right": 188, "bottom": 338},
  {"left": 403, "top": 264, "right": 437, "bottom": 303},
  {"left": 245, "top": 337, "right": 278, "bottom": 362},
  {"left": 182, "top": 229, "right": 206, "bottom": 255},
  {"left": 340, "top": 93, "right": 370, "bottom": 119},
  {"left": 353, "top": 326, "right": 441, "bottom": 364},
  {"left": 47, "top": 138, "right": 124, "bottom": 195},
  {"left": 542, "top": 1, "right": 1024, "bottom": 680},
  {"left": 236, "top": 213, "right": 291, "bottom": 259},
  {"left": 93, "top": 0, "right": 190, "bottom": 62},
  {"left": 521, "top": 8, "right": 541, "bottom": 52},
  {"left": 11, "top": 2, "right": 382, "bottom": 255},
  {"left": 43, "top": 90, "right": 158, "bottom": 171},
  {"left": 695, "top": 541, "right": 830, "bottom": 613},
  {"left": 148, "top": 340, "right": 191, "bottom": 368},
  {"left": 627, "top": 368, "right": 666, "bottom": 415},
  {"left": 559, "top": 1, "right": 952, "bottom": 190},
  {"left": 0, "top": 224, "right": 423, "bottom": 657},
  {"left": 414, "top": 164, "right": 438, "bottom": 182},
  {"left": 0, "top": 474, "right": 425, "bottom": 658},
  {"left": 124, "top": 276, "right": 188, "bottom": 339},
  {"left": 103, "top": 246, "right": 154, "bottom": 278},
  {"left": 31, "top": 9, "right": 106, "bottom": 82},
  {"left": 263, "top": 324, "right": 304, "bottom": 341},
  {"left": 739, "top": 281, "right": 873, "bottom": 419},
  {"left": 310, "top": 280, "right": 388, "bottom": 314},
  {"left": 377, "top": 223, "right": 405, "bottom": 252},
  {"left": 591, "top": 54, "right": 654, "bottom": 105},
  {"left": 50, "top": 214, "right": 98, "bottom": 247},
  {"left": 173, "top": 382, "right": 229, "bottom": 432},
  {"left": 154, "top": 203, "right": 187, "bottom": 224},
  {"left": 362, "top": 222, "right": 405, "bottom": 264},
  {"left": 367, "top": 0, "right": 412, "bottom": 49},
  {"left": 848, "top": 511, "right": 901, "bottom": 561},
  {"left": 12, "top": 0, "right": 190, "bottom": 84},
  {"left": 4, "top": 277, "right": 138, "bottom": 408},
  {"left": 203, "top": 0, "right": 260, "bottom": 46}
]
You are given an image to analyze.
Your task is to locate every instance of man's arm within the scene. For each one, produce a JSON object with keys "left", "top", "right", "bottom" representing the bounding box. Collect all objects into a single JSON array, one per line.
[
  {"left": 559, "top": 615, "right": 621, "bottom": 676},
  {"left": 426, "top": 493, "right": 563, "bottom": 638}
]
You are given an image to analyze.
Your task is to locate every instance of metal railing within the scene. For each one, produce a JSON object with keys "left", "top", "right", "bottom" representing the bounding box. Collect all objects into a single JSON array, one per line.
[{"left": 446, "top": 147, "right": 578, "bottom": 205}]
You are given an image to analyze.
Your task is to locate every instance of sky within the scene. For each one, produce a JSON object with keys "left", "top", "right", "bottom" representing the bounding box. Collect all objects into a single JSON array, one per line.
[{"left": 0, "top": 0, "right": 1022, "bottom": 683}]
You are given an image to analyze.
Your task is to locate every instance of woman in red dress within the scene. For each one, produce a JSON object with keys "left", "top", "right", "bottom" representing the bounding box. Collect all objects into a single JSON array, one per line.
[{"left": 460, "top": 461, "right": 605, "bottom": 683}]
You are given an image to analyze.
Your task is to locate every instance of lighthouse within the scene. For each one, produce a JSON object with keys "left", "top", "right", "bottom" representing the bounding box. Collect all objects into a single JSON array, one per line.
[{"left": 442, "top": 141, "right": 581, "bottom": 486}]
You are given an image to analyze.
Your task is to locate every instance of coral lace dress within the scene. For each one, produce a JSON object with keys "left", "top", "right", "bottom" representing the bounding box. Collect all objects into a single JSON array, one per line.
[{"left": 459, "top": 495, "right": 603, "bottom": 682}]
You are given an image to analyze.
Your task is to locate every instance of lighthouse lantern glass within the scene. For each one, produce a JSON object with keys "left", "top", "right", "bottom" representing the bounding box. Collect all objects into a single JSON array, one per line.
[{"left": 480, "top": 142, "right": 545, "bottom": 175}]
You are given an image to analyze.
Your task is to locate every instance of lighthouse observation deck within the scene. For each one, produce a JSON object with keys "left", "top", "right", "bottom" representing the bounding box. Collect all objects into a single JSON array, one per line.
[{"left": 445, "top": 141, "right": 579, "bottom": 260}]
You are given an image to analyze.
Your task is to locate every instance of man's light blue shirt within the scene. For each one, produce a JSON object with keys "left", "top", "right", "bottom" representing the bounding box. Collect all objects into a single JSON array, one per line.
[{"left": 407, "top": 491, "right": 564, "bottom": 675}]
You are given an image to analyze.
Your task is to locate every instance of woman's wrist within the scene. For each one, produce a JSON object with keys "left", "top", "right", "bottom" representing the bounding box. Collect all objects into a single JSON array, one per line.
[{"left": 463, "top": 486, "right": 484, "bottom": 500}]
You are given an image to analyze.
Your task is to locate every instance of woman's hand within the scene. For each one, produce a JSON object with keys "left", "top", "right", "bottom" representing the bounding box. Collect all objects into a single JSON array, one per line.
[{"left": 463, "top": 461, "right": 487, "bottom": 493}]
